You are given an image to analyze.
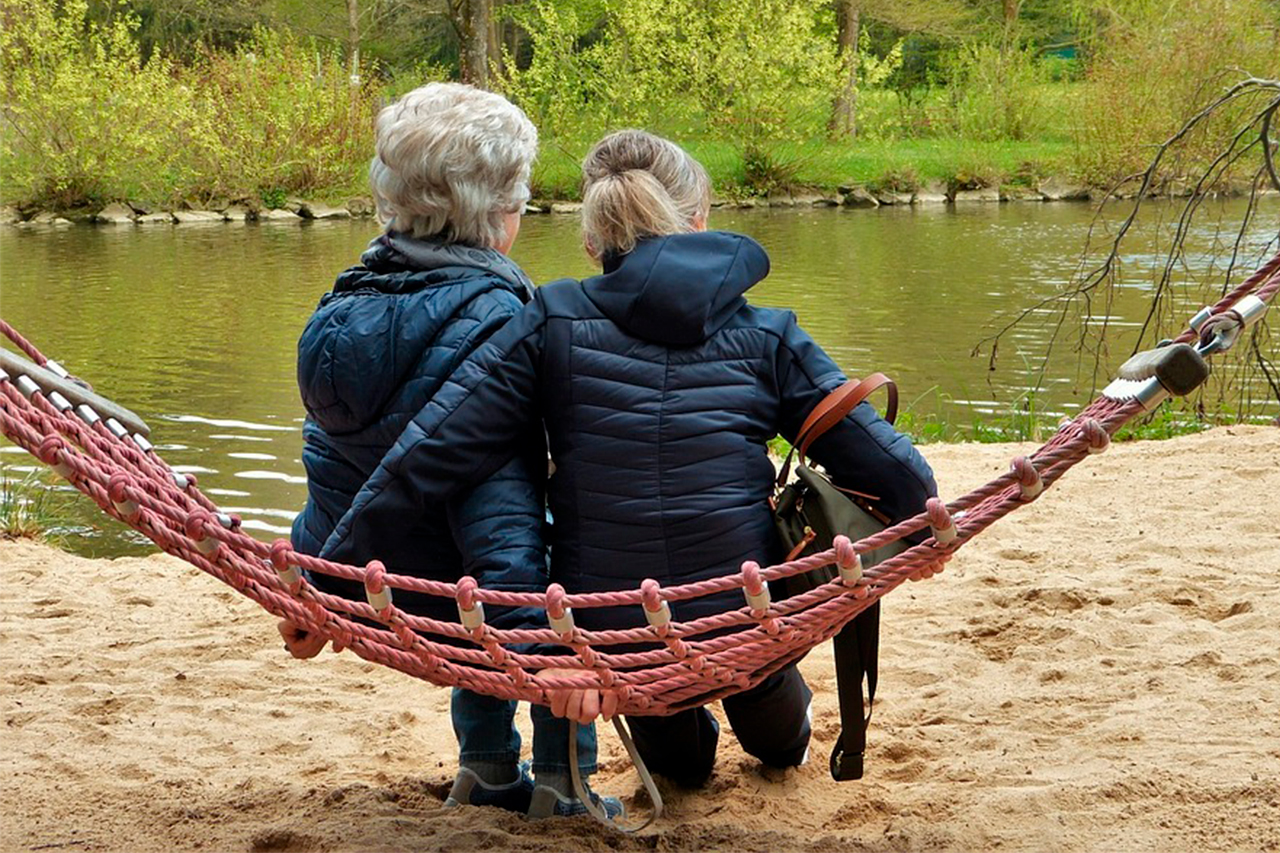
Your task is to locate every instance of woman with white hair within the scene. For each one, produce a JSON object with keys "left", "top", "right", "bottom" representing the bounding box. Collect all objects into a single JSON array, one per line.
[
  {"left": 321, "top": 129, "right": 936, "bottom": 789},
  {"left": 282, "top": 83, "right": 608, "bottom": 819}
]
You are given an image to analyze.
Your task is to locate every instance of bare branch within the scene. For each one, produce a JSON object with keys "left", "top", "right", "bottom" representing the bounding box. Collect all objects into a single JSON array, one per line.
[{"left": 973, "top": 75, "right": 1280, "bottom": 419}]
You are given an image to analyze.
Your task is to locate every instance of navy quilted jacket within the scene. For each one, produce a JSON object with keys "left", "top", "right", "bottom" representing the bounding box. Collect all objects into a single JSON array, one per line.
[
  {"left": 322, "top": 231, "right": 936, "bottom": 631},
  {"left": 291, "top": 235, "right": 546, "bottom": 623}
]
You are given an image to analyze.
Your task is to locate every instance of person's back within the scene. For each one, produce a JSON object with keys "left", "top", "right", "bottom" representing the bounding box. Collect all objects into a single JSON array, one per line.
[
  {"left": 283, "top": 83, "right": 610, "bottom": 821},
  {"left": 321, "top": 130, "right": 937, "bottom": 789},
  {"left": 531, "top": 231, "right": 930, "bottom": 632},
  {"left": 292, "top": 235, "right": 542, "bottom": 617}
]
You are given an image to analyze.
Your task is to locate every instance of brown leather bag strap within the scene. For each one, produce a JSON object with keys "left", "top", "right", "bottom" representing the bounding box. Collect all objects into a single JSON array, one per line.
[
  {"left": 777, "top": 373, "right": 898, "bottom": 488},
  {"left": 798, "top": 372, "right": 898, "bottom": 458}
]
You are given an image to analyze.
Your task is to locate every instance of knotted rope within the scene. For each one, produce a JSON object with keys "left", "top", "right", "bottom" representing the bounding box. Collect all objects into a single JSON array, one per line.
[{"left": 1, "top": 253, "right": 1276, "bottom": 717}]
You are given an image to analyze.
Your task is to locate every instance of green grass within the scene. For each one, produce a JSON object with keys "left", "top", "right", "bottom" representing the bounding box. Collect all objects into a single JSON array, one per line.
[
  {"left": 1113, "top": 405, "right": 1226, "bottom": 442},
  {"left": 526, "top": 82, "right": 1082, "bottom": 201},
  {"left": 530, "top": 134, "right": 1077, "bottom": 201},
  {"left": 0, "top": 466, "right": 69, "bottom": 544},
  {"left": 766, "top": 399, "right": 1255, "bottom": 461}
]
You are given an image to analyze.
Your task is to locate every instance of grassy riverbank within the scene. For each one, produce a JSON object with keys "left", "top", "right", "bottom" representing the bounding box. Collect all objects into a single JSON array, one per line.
[
  {"left": 530, "top": 137, "right": 1078, "bottom": 203},
  {"left": 3, "top": 0, "right": 1275, "bottom": 214}
]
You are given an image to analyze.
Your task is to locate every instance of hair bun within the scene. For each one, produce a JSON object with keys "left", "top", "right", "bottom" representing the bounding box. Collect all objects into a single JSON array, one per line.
[{"left": 580, "top": 130, "right": 710, "bottom": 257}]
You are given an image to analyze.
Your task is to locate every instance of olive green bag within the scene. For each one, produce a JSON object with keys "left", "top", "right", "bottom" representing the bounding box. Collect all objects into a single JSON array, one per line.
[{"left": 770, "top": 373, "right": 906, "bottom": 781}]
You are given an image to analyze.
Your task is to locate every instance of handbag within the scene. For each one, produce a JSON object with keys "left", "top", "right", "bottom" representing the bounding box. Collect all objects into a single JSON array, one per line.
[{"left": 770, "top": 373, "right": 907, "bottom": 781}]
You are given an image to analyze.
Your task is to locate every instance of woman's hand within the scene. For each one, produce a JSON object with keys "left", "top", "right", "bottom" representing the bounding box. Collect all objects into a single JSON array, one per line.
[
  {"left": 907, "top": 553, "right": 952, "bottom": 582},
  {"left": 277, "top": 619, "right": 327, "bottom": 659},
  {"left": 541, "top": 667, "right": 619, "bottom": 724}
]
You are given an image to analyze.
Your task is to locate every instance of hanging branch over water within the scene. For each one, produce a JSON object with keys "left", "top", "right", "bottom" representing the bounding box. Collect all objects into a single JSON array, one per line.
[{"left": 975, "top": 76, "right": 1280, "bottom": 419}]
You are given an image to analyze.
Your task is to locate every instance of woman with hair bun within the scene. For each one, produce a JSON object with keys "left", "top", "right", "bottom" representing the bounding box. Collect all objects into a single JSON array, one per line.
[{"left": 322, "top": 129, "right": 937, "bottom": 788}]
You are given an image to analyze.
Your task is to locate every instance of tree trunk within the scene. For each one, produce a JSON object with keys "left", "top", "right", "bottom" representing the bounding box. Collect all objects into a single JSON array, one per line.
[
  {"left": 1002, "top": 0, "right": 1020, "bottom": 28},
  {"left": 489, "top": 9, "right": 504, "bottom": 79},
  {"left": 346, "top": 0, "right": 360, "bottom": 84},
  {"left": 829, "top": 0, "right": 860, "bottom": 138},
  {"left": 462, "top": 0, "right": 490, "bottom": 88}
]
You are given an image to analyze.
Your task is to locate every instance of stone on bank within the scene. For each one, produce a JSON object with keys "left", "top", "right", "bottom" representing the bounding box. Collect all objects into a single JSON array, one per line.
[
  {"left": 298, "top": 202, "right": 350, "bottom": 220},
  {"left": 259, "top": 208, "right": 302, "bottom": 222},
  {"left": 173, "top": 210, "right": 224, "bottom": 224},
  {"left": 842, "top": 188, "right": 880, "bottom": 209},
  {"left": 953, "top": 187, "right": 1001, "bottom": 203},
  {"left": 94, "top": 203, "right": 137, "bottom": 224}
]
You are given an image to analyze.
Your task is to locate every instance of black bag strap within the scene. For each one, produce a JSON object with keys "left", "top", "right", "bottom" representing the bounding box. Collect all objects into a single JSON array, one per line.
[{"left": 829, "top": 601, "right": 880, "bottom": 781}]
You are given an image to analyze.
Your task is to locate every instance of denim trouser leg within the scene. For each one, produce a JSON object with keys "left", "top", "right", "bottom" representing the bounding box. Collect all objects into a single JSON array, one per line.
[
  {"left": 451, "top": 688, "right": 522, "bottom": 767},
  {"left": 530, "top": 704, "right": 598, "bottom": 776}
]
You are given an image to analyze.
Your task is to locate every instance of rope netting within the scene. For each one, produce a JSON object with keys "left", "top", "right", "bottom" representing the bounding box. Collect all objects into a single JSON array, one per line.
[{"left": 1, "top": 254, "right": 1276, "bottom": 718}]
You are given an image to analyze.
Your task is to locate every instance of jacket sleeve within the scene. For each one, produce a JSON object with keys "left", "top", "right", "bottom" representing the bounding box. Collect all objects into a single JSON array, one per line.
[
  {"left": 441, "top": 290, "right": 549, "bottom": 630},
  {"left": 320, "top": 298, "right": 547, "bottom": 570},
  {"left": 774, "top": 312, "right": 937, "bottom": 526},
  {"left": 445, "top": 443, "right": 548, "bottom": 632}
]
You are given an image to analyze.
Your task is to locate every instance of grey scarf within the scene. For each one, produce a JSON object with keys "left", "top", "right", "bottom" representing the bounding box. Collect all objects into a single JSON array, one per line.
[{"left": 367, "top": 231, "right": 535, "bottom": 299}]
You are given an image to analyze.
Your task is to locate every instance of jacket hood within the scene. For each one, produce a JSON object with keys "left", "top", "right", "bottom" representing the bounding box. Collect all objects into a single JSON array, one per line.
[
  {"left": 584, "top": 231, "right": 770, "bottom": 346},
  {"left": 298, "top": 236, "right": 532, "bottom": 435},
  {"left": 343, "top": 231, "right": 535, "bottom": 296}
]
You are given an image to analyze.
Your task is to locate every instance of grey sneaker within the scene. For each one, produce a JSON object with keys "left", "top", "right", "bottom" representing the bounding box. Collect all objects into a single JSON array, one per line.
[
  {"left": 444, "top": 763, "right": 534, "bottom": 813},
  {"left": 526, "top": 784, "right": 625, "bottom": 820}
]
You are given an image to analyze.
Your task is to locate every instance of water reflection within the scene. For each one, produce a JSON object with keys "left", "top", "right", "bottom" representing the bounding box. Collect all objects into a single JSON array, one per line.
[{"left": 1, "top": 199, "right": 1276, "bottom": 556}]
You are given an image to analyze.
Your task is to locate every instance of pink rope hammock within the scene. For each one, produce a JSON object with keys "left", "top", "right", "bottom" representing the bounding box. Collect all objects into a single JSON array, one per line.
[{"left": 1, "top": 253, "right": 1276, "bottom": 719}]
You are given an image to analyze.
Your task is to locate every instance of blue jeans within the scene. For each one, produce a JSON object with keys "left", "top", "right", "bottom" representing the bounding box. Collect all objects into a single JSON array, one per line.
[{"left": 452, "top": 688, "right": 597, "bottom": 775}]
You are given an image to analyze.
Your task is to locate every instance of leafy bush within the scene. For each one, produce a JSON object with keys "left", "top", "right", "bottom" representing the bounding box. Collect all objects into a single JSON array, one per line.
[
  {"left": 500, "top": 0, "right": 841, "bottom": 191},
  {"left": 0, "top": 0, "right": 194, "bottom": 206},
  {"left": 1071, "top": 0, "right": 1280, "bottom": 185},
  {"left": 949, "top": 158, "right": 1002, "bottom": 191},
  {"left": 498, "top": 1, "right": 617, "bottom": 141},
  {"left": 869, "top": 164, "right": 922, "bottom": 193},
  {"left": 0, "top": 0, "right": 379, "bottom": 207},
  {"left": 946, "top": 40, "right": 1053, "bottom": 142},
  {"left": 742, "top": 145, "right": 805, "bottom": 195},
  {"left": 185, "top": 27, "right": 377, "bottom": 201}
]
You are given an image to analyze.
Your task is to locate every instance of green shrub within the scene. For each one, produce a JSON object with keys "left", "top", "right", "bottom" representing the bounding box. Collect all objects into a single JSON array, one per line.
[
  {"left": 500, "top": 0, "right": 841, "bottom": 188},
  {"left": 742, "top": 145, "right": 806, "bottom": 195},
  {"left": 948, "top": 159, "right": 1002, "bottom": 191},
  {"left": 868, "top": 164, "right": 922, "bottom": 194},
  {"left": 858, "top": 86, "right": 951, "bottom": 141},
  {"left": 184, "top": 27, "right": 377, "bottom": 202},
  {"left": 259, "top": 187, "right": 289, "bottom": 210},
  {"left": 1071, "top": 0, "right": 1280, "bottom": 186},
  {"left": 946, "top": 40, "right": 1053, "bottom": 143},
  {"left": 0, "top": 0, "right": 379, "bottom": 207},
  {"left": 0, "top": 0, "right": 194, "bottom": 206}
]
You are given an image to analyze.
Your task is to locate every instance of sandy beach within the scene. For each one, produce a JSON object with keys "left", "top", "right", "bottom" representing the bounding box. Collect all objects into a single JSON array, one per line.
[{"left": 2, "top": 426, "right": 1278, "bottom": 852}]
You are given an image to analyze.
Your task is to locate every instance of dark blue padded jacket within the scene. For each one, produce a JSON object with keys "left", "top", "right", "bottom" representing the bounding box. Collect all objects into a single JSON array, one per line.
[
  {"left": 321, "top": 231, "right": 936, "bottom": 632},
  {"left": 291, "top": 234, "right": 546, "bottom": 624}
]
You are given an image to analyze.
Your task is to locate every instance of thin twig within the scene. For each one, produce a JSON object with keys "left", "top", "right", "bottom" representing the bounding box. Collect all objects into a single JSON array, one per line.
[{"left": 974, "top": 76, "right": 1280, "bottom": 416}]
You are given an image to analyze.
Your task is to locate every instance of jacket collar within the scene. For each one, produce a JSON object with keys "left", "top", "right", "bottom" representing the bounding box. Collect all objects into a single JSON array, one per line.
[{"left": 341, "top": 231, "right": 534, "bottom": 299}]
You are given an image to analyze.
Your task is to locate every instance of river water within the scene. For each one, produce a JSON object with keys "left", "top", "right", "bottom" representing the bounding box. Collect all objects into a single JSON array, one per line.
[{"left": 1, "top": 200, "right": 1276, "bottom": 556}]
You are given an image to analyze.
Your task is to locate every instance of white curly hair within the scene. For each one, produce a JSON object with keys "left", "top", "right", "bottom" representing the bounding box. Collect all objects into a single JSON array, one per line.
[{"left": 369, "top": 83, "right": 538, "bottom": 248}]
